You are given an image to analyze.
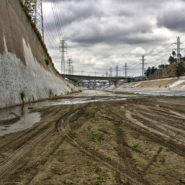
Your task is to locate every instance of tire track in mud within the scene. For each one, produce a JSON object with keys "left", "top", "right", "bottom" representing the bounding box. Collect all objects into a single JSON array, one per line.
[
  {"left": 1, "top": 97, "right": 185, "bottom": 184},
  {"left": 0, "top": 105, "right": 85, "bottom": 184},
  {"left": 125, "top": 105, "right": 185, "bottom": 157},
  {"left": 0, "top": 124, "right": 54, "bottom": 183},
  {"left": 98, "top": 103, "right": 147, "bottom": 181},
  {"left": 142, "top": 147, "right": 163, "bottom": 173},
  {"left": 126, "top": 101, "right": 185, "bottom": 139},
  {"left": 24, "top": 104, "right": 90, "bottom": 185},
  {"left": 56, "top": 102, "right": 150, "bottom": 185}
]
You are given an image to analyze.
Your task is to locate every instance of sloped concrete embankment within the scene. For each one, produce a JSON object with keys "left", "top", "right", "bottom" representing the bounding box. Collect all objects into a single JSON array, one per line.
[
  {"left": 0, "top": 0, "right": 76, "bottom": 108},
  {"left": 113, "top": 76, "right": 185, "bottom": 92}
]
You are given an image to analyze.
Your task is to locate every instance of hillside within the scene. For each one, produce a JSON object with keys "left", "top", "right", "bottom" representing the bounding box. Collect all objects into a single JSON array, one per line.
[{"left": 114, "top": 76, "right": 185, "bottom": 92}]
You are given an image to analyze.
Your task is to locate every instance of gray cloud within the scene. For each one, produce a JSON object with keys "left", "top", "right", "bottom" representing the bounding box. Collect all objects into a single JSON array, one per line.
[
  {"left": 43, "top": 0, "right": 184, "bottom": 76},
  {"left": 157, "top": 3, "right": 185, "bottom": 32}
]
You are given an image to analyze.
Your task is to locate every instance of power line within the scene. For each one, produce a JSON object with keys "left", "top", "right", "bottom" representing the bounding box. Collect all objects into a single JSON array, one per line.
[
  {"left": 59, "top": 40, "right": 67, "bottom": 74},
  {"left": 51, "top": 2, "right": 61, "bottom": 40},
  {"left": 52, "top": 2, "right": 64, "bottom": 37}
]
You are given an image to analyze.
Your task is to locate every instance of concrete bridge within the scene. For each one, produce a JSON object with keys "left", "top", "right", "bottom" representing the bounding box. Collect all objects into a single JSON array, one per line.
[{"left": 61, "top": 74, "right": 133, "bottom": 87}]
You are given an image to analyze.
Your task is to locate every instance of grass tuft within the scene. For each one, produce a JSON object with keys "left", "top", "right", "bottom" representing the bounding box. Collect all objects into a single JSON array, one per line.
[{"left": 59, "top": 150, "right": 64, "bottom": 162}]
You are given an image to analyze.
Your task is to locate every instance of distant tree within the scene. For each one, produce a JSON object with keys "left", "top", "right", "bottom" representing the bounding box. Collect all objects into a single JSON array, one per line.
[
  {"left": 168, "top": 56, "right": 176, "bottom": 64},
  {"left": 172, "top": 51, "right": 176, "bottom": 57},
  {"left": 145, "top": 66, "right": 157, "bottom": 77},
  {"left": 158, "top": 64, "right": 169, "bottom": 69},
  {"left": 175, "top": 62, "right": 185, "bottom": 78}
]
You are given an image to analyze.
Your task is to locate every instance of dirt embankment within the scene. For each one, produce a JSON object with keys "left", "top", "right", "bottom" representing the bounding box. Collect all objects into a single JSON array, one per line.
[
  {"left": 113, "top": 76, "right": 185, "bottom": 92},
  {"left": 0, "top": 96, "right": 185, "bottom": 185}
]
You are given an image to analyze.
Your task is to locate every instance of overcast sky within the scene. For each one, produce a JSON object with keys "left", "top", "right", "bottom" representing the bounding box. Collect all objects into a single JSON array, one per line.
[{"left": 42, "top": 0, "right": 185, "bottom": 76}]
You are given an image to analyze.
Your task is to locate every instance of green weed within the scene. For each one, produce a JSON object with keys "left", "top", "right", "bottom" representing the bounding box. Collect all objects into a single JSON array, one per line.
[
  {"left": 112, "top": 175, "right": 115, "bottom": 183},
  {"left": 89, "top": 129, "right": 104, "bottom": 142},
  {"left": 132, "top": 143, "right": 139, "bottom": 148},
  {"left": 59, "top": 150, "right": 64, "bottom": 162},
  {"left": 106, "top": 156, "right": 112, "bottom": 161},
  {"left": 71, "top": 130, "right": 78, "bottom": 136},
  {"left": 87, "top": 161, "right": 91, "bottom": 169},
  {"left": 97, "top": 172, "right": 104, "bottom": 185},
  {"left": 62, "top": 180, "right": 67, "bottom": 185},
  {"left": 161, "top": 155, "right": 166, "bottom": 163},
  {"left": 108, "top": 146, "right": 114, "bottom": 150},
  {"left": 104, "top": 115, "right": 111, "bottom": 121},
  {"left": 99, "top": 123, "right": 106, "bottom": 127},
  {"left": 170, "top": 135, "right": 176, "bottom": 139},
  {"left": 88, "top": 125, "right": 93, "bottom": 131},
  {"left": 144, "top": 139, "right": 148, "bottom": 144},
  {"left": 129, "top": 125, "right": 136, "bottom": 130},
  {"left": 94, "top": 116, "right": 100, "bottom": 122},
  {"left": 94, "top": 144, "right": 98, "bottom": 151}
]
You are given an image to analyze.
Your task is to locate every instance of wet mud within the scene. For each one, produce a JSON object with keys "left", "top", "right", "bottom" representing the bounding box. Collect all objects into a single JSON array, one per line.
[{"left": 0, "top": 96, "right": 185, "bottom": 184}]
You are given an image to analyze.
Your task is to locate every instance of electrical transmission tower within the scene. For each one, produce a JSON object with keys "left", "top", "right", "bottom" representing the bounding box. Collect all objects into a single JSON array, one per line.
[
  {"left": 109, "top": 67, "right": 112, "bottom": 77},
  {"left": 174, "top": 36, "right": 182, "bottom": 63},
  {"left": 140, "top": 56, "right": 146, "bottom": 76},
  {"left": 68, "top": 58, "right": 73, "bottom": 75},
  {"left": 59, "top": 40, "right": 67, "bottom": 74},
  {"left": 116, "top": 65, "right": 119, "bottom": 77},
  {"left": 32, "top": 0, "right": 44, "bottom": 40},
  {"left": 123, "top": 63, "right": 128, "bottom": 77}
]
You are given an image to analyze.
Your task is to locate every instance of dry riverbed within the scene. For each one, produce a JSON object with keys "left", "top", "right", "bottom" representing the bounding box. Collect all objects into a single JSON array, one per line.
[{"left": 0, "top": 93, "right": 185, "bottom": 185}]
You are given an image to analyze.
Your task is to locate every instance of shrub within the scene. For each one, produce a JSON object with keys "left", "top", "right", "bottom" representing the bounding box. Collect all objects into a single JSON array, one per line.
[
  {"left": 175, "top": 62, "right": 185, "bottom": 77},
  {"left": 45, "top": 59, "right": 50, "bottom": 66},
  {"left": 20, "top": 91, "right": 25, "bottom": 101}
]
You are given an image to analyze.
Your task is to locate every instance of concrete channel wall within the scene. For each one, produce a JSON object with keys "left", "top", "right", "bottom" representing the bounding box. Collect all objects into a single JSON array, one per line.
[{"left": 0, "top": 0, "right": 75, "bottom": 108}]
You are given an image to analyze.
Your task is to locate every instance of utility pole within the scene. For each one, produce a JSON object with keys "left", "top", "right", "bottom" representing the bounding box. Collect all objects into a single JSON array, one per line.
[
  {"left": 140, "top": 56, "right": 146, "bottom": 76},
  {"left": 59, "top": 40, "right": 67, "bottom": 74},
  {"left": 116, "top": 65, "right": 119, "bottom": 77},
  {"left": 109, "top": 67, "right": 112, "bottom": 77},
  {"left": 123, "top": 63, "right": 128, "bottom": 77}
]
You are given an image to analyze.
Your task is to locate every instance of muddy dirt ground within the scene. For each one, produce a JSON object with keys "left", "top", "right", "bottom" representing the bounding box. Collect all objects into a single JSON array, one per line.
[{"left": 0, "top": 95, "right": 185, "bottom": 185}]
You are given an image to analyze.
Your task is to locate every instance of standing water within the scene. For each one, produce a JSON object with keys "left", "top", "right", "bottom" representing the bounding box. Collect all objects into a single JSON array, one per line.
[{"left": 0, "top": 96, "right": 126, "bottom": 136}]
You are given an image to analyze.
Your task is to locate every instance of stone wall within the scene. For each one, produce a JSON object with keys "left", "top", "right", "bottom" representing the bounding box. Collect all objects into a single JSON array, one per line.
[{"left": 0, "top": 0, "right": 75, "bottom": 108}]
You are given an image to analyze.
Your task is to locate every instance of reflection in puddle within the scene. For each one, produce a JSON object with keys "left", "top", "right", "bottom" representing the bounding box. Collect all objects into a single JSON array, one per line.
[
  {"left": 0, "top": 96, "right": 126, "bottom": 136},
  {"left": 0, "top": 106, "right": 40, "bottom": 137}
]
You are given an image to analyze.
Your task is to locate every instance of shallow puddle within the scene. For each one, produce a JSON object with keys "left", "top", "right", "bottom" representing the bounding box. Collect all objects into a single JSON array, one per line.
[{"left": 0, "top": 96, "right": 126, "bottom": 136}]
